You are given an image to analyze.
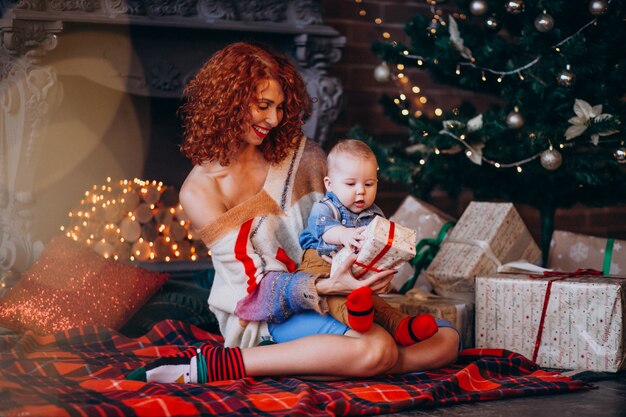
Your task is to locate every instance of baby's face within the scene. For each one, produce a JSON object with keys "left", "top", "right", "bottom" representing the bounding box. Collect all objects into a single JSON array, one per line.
[{"left": 324, "top": 154, "right": 378, "bottom": 214}]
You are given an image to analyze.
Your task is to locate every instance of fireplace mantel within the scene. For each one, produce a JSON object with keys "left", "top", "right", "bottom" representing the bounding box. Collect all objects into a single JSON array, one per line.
[{"left": 0, "top": 0, "right": 345, "bottom": 272}]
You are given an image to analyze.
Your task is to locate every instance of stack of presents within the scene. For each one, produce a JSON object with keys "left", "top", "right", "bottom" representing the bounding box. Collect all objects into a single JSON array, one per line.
[{"left": 350, "top": 197, "right": 625, "bottom": 372}]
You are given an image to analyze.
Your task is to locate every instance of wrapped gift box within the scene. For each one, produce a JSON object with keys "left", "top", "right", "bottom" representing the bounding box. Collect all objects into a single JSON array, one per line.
[
  {"left": 548, "top": 230, "right": 625, "bottom": 275},
  {"left": 475, "top": 273, "right": 626, "bottom": 372},
  {"left": 425, "top": 202, "right": 542, "bottom": 302},
  {"left": 382, "top": 290, "right": 474, "bottom": 348},
  {"left": 388, "top": 196, "right": 456, "bottom": 292},
  {"left": 331, "top": 216, "right": 416, "bottom": 280}
]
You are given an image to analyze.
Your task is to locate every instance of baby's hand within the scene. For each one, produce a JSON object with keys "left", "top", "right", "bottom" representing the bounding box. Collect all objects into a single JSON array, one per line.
[{"left": 338, "top": 226, "right": 365, "bottom": 252}]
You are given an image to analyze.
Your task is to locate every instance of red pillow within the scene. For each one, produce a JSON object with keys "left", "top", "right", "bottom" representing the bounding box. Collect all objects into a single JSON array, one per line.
[{"left": 0, "top": 236, "right": 168, "bottom": 334}]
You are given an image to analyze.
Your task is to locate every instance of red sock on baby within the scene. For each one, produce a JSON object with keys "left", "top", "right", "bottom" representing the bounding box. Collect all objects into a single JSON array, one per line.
[
  {"left": 346, "top": 286, "right": 374, "bottom": 333},
  {"left": 393, "top": 314, "right": 438, "bottom": 346}
]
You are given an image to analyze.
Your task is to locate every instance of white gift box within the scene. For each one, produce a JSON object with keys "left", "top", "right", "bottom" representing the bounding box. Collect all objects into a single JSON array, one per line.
[
  {"left": 331, "top": 216, "right": 416, "bottom": 280},
  {"left": 475, "top": 273, "right": 626, "bottom": 372},
  {"left": 425, "top": 202, "right": 542, "bottom": 302}
]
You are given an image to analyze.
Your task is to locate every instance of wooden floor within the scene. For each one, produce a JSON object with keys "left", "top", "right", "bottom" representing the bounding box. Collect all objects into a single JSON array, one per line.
[{"left": 387, "top": 377, "right": 626, "bottom": 417}]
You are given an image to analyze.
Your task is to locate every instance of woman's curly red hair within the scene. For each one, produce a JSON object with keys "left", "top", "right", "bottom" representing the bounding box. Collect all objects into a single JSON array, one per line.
[{"left": 180, "top": 42, "right": 311, "bottom": 166}]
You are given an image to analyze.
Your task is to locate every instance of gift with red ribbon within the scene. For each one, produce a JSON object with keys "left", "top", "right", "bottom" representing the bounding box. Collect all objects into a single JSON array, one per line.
[
  {"left": 475, "top": 271, "right": 626, "bottom": 372},
  {"left": 330, "top": 216, "right": 417, "bottom": 281}
]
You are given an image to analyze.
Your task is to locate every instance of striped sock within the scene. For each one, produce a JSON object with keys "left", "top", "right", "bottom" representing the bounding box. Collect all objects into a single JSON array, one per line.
[{"left": 126, "top": 344, "right": 246, "bottom": 383}]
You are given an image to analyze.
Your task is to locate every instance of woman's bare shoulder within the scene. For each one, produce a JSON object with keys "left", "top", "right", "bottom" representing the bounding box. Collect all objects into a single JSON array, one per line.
[{"left": 179, "top": 165, "right": 226, "bottom": 231}]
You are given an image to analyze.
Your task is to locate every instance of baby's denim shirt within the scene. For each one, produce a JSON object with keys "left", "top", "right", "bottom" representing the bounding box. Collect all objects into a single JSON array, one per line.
[{"left": 299, "top": 192, "right": 384, "bottom": 256}]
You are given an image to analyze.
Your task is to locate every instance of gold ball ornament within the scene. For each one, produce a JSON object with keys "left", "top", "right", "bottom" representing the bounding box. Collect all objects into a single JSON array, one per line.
[
  {"left": 589, "top": 0, "right": 609, "bottom": 16},
  {"left": 505, "top": 0, "right": 525, "bottom": 14},
  {"left": 506, "top": 110, "right": 525, "bottom": 129},
  {"left": 613, "top": 147, "right": 626, "bottom": 164},
  {"left": 374, "top": 62, "right": 391, "bottom": 83},
  {"left": 534, "top": 11, "right": 554, "bottom": 32},
  {"left": 469, "top": 0, "right": 489, "bottom": 16},
  {"left": 556, "top": 65, "right": 576, "bottom": 87},
  {"left": 540, "top": 148, "right": 563, "bottom": 170}
]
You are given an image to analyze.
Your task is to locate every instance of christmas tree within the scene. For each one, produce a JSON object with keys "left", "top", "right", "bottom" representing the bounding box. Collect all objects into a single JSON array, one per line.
[{"left": 363, "top": 0, "right": 625, "bottom": 264}]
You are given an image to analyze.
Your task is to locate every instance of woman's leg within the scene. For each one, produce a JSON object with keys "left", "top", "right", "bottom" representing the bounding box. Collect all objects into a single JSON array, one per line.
[
  {"left": 127, "top": 323, "right": 398, "bottom": 382},
  {"left": 386, "top": 327, "right": 460, "bottom": 374},
  {"left": 244, "top": 324, "right": 398, "bottom": 378}
]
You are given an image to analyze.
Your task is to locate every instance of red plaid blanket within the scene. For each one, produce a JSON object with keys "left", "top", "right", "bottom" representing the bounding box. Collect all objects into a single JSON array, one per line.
[{"left": 0, "top": 320, "right": 589, "bottom": 417}]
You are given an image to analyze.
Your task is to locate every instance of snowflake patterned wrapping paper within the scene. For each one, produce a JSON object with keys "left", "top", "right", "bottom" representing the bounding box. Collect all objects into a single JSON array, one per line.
[
  {"left": 382, "top": 291, "right": 474, "bottom": 348},
  {"left": 331, "top": 216, "right": 416, "bottom": 280},
  {"left": 388, "top": 196, "right": 456, "bottom": 292},
  {"left": 475, "top": 273, "right": 626, "bottom": 372},
  {"left": 548, "top": 230, "right": 625, "bottom": 275},
  {"left": 425, "top": 202, "right": 542, "bottom": 303}
]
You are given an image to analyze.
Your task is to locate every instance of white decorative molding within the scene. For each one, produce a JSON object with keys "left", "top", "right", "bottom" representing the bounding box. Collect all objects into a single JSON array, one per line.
[{"left": 1, "top": 19, "right": 63, "bottom": 271}]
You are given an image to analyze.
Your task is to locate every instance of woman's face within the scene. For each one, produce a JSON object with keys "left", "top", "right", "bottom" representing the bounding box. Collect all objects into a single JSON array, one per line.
[{"left": 244, "top": 78, "right": 285, "bottom": 146}]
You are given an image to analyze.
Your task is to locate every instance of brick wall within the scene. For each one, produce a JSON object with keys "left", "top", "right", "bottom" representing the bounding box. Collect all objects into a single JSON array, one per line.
[{"left": 322, "top": 0, "right": 626, "bottom": 243}]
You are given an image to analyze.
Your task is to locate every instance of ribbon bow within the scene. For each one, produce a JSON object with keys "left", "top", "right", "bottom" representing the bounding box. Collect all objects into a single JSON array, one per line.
[{"left": 399, "top": 221, "right": 455, "bottom": 294}]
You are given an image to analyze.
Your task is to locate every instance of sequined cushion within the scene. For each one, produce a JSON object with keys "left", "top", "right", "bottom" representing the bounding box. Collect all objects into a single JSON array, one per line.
[{"left": 0, "top": 236, "right": 169, "bottom": 334}]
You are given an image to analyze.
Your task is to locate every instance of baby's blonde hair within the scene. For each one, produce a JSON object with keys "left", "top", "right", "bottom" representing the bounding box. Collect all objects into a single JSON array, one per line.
[{"left": 327, "top": 139, "right": 377, "bottom": 175}]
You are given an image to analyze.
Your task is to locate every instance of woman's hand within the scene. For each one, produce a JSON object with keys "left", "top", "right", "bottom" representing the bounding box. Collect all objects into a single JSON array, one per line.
[{"left": 315, "top": 252, "right": 395, "bottom": 296}]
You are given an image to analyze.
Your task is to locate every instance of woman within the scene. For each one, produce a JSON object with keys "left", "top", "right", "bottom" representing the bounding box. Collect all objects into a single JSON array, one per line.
[{"left": 127, "top": 42, "right": 459, "bottom": 384}]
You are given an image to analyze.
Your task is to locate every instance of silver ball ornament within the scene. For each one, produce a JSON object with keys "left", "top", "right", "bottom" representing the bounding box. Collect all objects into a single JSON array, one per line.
[
  {"left": 540, "top": 148, "right": 563, "bottom": 170},
  {"left": 506, "top": 110, "right": 525, "bottom": 129},
  {"left": 374, "top": 62, "right": 391, "bottom": 82},
  {"left": 556, "top": 65, "right": 576, "bottom": 87},
  {"left": 505, "top": 0, "right": 525, "bottom": 14},
  {"left": 589, "top": 0, "right": 609, "bottom": 16},
  {"left": 534, "top": 11, "right": 554, "bottom": 32},
  {"left": 485, "top": 16, "right": 501, "bottom": 32},
  {"left": 614, "top": 147, "right": 626, "bottom": 164},
  {"left": 469, "top": 0, "right": 489, "bottom": 16}
]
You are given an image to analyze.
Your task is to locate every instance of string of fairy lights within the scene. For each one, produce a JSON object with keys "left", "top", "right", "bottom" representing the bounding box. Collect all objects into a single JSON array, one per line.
[
  {"left": 60, "top": 177, "right": 211, "bottom": 263},
  {"left": 351, "top": 0, "right": 623, "bottom": 172}
]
